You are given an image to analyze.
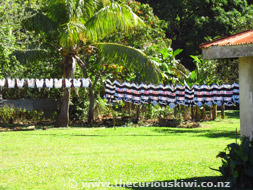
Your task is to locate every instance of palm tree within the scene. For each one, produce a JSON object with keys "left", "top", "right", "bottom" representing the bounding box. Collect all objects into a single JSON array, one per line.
[{"left": 14, "top": 0, "right": 161, "bottom": 127}]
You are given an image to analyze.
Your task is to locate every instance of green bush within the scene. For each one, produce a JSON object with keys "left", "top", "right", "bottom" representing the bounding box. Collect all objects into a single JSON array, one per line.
[
  {"left": 0, "top": 105, "right": 15, "bottom": 123},
  {"left": 69, "top": 89, "right": 89, "bottom": 122},
  {"left": 148, "top": 104, "right": 174, "bottom": 120},
  {"left": 212, "top": 138, "right": 253, "bottom": 188},
  {"left": 0, "top": 105, "right": 44, "bottom": 124}
]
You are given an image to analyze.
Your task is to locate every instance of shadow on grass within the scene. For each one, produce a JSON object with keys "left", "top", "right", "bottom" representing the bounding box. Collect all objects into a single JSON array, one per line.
[
  {"left": 113, "top": 176, "right": 236, "bottom": 190},
  {"left": 225, "top": 110, "right": 240, "bottom": 120},
  {"left": 25, "top": 129, "right": 238, "bottom": 139},
  {"left": 73, "top": 134, "right": 170, "bottom": 137},
  {"left": 27, "top": 134, "right": 173, "bottom": 137},
  {"left": 153, "top": 128, "right": 237, "bottom": 139}
]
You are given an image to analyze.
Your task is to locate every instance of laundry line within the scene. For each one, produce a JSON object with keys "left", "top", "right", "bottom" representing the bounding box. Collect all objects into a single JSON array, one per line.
[
  {"left": 104, "top": 79, "right": 239, "bottom": 108},
  {"left": 0, "top": 78, "right": 91, "bottom": 90}
]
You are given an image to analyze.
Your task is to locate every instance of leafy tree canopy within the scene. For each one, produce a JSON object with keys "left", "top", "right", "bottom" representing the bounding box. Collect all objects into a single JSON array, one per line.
[{"left": 139, "top": 0, "right": 253, "bottom": 69}]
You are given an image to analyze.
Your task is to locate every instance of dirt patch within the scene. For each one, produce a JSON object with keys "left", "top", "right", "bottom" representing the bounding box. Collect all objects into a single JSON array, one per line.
[{"left": 178, "top": 121, "right": 201, "bottom": 128}]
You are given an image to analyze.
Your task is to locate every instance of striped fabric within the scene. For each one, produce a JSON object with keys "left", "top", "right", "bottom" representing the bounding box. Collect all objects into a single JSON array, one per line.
[{"left": 104, "top": 80, "right": 239, "bottom": 107}]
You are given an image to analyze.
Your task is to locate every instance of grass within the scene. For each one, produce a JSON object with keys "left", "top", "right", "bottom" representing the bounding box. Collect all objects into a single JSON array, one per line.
[{"left": 0, "top": 111, "right": 240, "bottom": 190}]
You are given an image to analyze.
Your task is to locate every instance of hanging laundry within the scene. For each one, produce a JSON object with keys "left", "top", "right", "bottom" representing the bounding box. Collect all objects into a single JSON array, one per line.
[
  {"left": 7, "top": 78, "right": 15, "bottom": 88},
  {"left": 0, "top": 78, "right": 91, "bottom": 89},
  {"left": 104, "top": 79, "right": 239, "bottom": 108},
  {"left": 131, "top": 83, "right": 141, "bottom": 105},
  {"left": 166, "top": 85, "right": 176, "bottom": 108},
  {"left": 27, "top": 79, "right": 35, "bottom": 88},
  {"left": 202, "top": 85, "right": 213, "bottom": 107},
  {"left": 232, "top": 83, "right": 239, "bottom": 104},
  {"left": 65, "top": 78, "right": 72, "bottom": 88},
  {"left": 82, "top": 78, "right": 91, "bottom": 88},
  {"left": 17, "top": 79, "right": 25, "bottom": 88},
  {"left": 184, "top": 85, "right": 194, "bottom": 107},
  {"left": 212, "top": 84, "right": 223, "bottom": 106},
  {"left": 115, "top": 80, "right": 125, "bottom": 101},
  {"left": 221, "top": 84, "right": 234, "bottom": 106},
  {"left": 0, "top": 79, "right": 6, "bottom": 90},
  {"left": 176, "top": 85, "right": 185, "bottom": 105},
  {"left": 193, "top": 85, "right": 205, "bottom": 107},
  {"left": 36, "top": 79, "right": 44, "bottom": 90},
  {"left": 54, "top": 79, "right": 63, "bottom": 88},
  {"left": 123, "top": 81, "right": 132, "bottom": 102},
  {"left": 73, "top": 78, "right": 81, "bottom": 88},
  {"left": 140, "top": 83, "right": 149, "bottom": 104},
  {"left": 45, "top": 79, "right": 54, "bottom": 89},
  {"left": 104, "top": 79, "right": 115, "bottom": 102},
  {"left": 148, "top": 84, "right": 159, "bottom": 106},
  {"left": 158, "top": 84, "right": 167, "bottom": 105}
]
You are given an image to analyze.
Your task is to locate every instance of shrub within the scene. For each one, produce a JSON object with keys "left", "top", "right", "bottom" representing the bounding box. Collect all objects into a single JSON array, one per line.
[
  {"left": 211, "top": 138, "right": 253, "bottom": 188},
  {"left": 0, "top": 105, "right": 44, "bottom": 124},
  {"left": 0, "top": 105, "right": 15, "bottom": 123},
  {"left": 69, "top": 89, "right": 89, "bottom": 122}
]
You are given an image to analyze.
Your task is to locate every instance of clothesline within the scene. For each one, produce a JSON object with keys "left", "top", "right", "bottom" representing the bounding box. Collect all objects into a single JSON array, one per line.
[
  {"left": 104, "top": 79, "right": 239, "bottom": 107},
  {"left": 0, "top": 78, "right": 91, "bottom": 89}
]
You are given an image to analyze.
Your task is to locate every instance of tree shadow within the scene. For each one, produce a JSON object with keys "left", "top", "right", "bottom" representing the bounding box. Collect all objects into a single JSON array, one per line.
[
  {"left": 225, "top": 110, "right": 240, "bottom": 120},
  {"left": 72, "top": 134, "right": 171, "bottom": 137},
  {"left": 24, "top": 129, "right": 237, "bottom": 139},
  {"left": 25, "top": 134, "right": 172, "bottom": 137},
  {"left": 112, "top": 176, "right": 237, "bottom": 190},
  {"left": 153, "top": 128, "right": 237, "bottom": 139}
]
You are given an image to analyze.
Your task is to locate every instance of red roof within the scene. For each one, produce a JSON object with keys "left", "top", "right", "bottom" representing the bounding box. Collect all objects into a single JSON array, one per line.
[{"left": 200, "top": 30, "right": 253, "bottom": 49}]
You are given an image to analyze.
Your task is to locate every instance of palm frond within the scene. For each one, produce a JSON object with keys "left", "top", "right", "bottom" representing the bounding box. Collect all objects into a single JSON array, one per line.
[
  {"left": 96, "top": 43, "right": 161, "bottom": 83},
  {"left": 85, "top": 2, "right": 144, "bottom": 42},
  {"left": 44, "top": 0, "right": 106, "bottom": 23},
  {"left": 43, "top": 0, "right": 111, "bottom": 48},
  {"left": 74, "top": 0, "right": 108, "bottom": 21},
  {"left": 42, "top": 1, "right": 69, "bottom": 24},
  {"left": 59, "top": 19, "right": 87, "bottom": 48}
]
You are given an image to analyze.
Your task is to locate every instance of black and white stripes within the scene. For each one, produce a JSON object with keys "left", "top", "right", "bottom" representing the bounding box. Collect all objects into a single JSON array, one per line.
[{"left": 104, "top": 80, "right": 239, "bottom": 107}]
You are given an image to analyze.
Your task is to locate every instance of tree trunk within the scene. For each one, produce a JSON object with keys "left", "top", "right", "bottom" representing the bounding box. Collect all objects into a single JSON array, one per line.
[
  {"left": 88, "top": 87, "right": 95, "bottom": 124},
  {"left": 201, "top": 108, "right": 206, "bottom": 120},
  {"left": 122, "top": 103, "right": 126, "bottom": 118},
  {"left": 195, "top": 106, "right": 200, "bottom": 121},
  {"left": 173, "top": 107, "right": 178, "bottom": 119},
  {"left": 209, "top": 107, "right": 213, "bottom": 120},
  {"left": 55, "top": 55, "right": 74, "bottom": 127},
  {"left": 213, "top": 104, "right": 217, "bottom": 120},
  {"left": 128, "top": 102, "right": 132, "bottom": 116},
  {"left": 191, "top": 106, "right": 194, "bottom": 120},
  {"left": 87, "top": 76, "right": 100, "bottom": 124},
  {"left": 182, "top": 106, "right": 190, "bottom": 121},
  {"left": 221, "top": 104, "right": 225, "bottom": 119},
  {"left": 135, "top": 105, "right": 141, "bottom": 124},
  {"left": 55, "top": 88, "right": 70, "bottom": 127}
]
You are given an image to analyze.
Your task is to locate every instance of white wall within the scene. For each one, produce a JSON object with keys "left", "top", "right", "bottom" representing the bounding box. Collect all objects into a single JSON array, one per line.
[{"left": 239, "top": 56, "right": 253, "bottom": 140}]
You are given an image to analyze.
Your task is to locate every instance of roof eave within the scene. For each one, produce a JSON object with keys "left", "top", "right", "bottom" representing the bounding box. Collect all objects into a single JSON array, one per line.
[{"left": 202, "top": 44, "right": 253, "bottom": 60}]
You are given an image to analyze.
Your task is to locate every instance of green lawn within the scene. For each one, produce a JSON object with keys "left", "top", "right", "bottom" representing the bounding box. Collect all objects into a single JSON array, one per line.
[{"left": 0, "top": 111, "right": 240, "bottom": 190}]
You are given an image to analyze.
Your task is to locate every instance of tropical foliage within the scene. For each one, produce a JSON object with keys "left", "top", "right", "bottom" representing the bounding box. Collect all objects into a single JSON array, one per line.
[
  {"left": 212, "top": 138, "right": 253, "bottom": 188},
  {"left": 139, "top": 0, "right": 253, "bottom": 69},
  {"left": 9, "top": 0, "right": 166, "bottom": 126},
  {"left": 0, "top": 0, "right": 245, "bottom": 125}
]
